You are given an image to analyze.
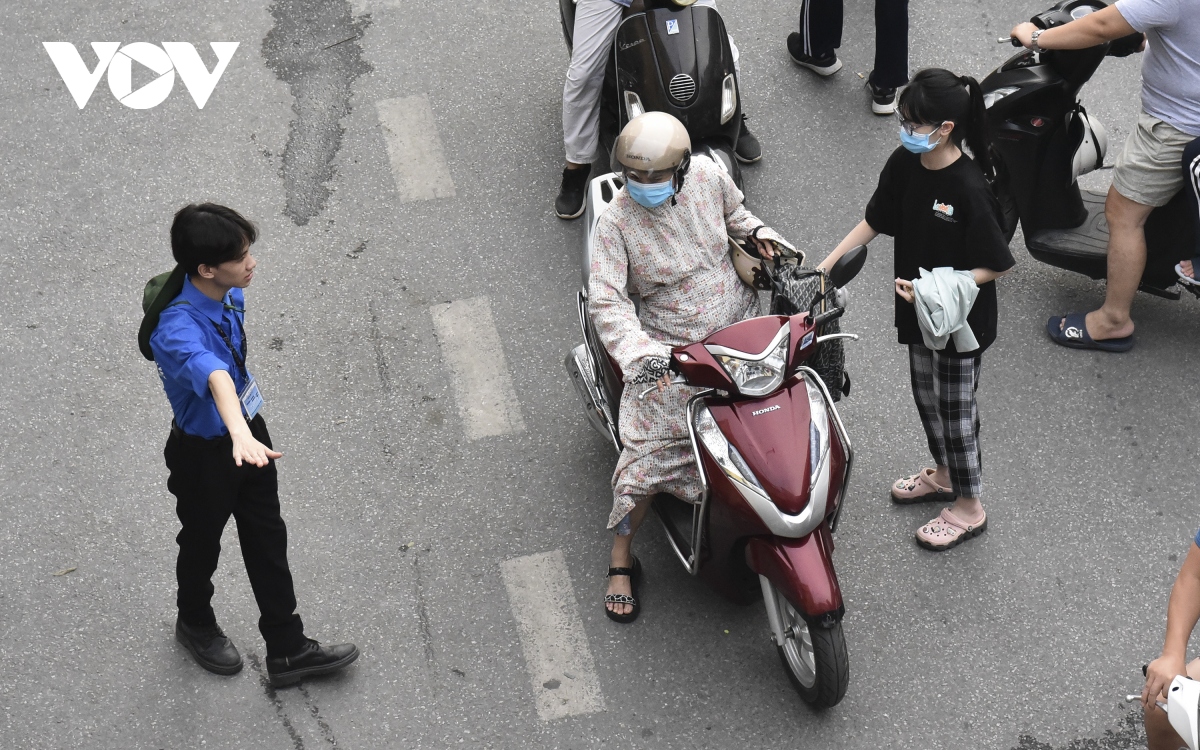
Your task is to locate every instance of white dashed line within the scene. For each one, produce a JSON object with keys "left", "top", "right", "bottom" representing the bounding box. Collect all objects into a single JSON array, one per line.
[
  {"left": 429, "top": 297, "right": 526, "bottom": 441},
  {"left": 376, "top": 95, "right": 457, "bottom": 203},
  {"left": 500, "top": 550, "right": 605, "bottom": 721}
]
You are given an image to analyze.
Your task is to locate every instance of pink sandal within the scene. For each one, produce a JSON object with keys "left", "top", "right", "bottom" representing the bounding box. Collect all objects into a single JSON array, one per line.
[
  {"left": 891, "top": 468, "right": 952, "bottom": 504},
  {"left": 915, "top": 508, "right": 987, "bottom": 551}
]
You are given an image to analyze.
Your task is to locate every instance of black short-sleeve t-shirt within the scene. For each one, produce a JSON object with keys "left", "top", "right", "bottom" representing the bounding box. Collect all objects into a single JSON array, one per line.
[{"left": 865, "top": 147, "right": 1016, "bottom": 355}]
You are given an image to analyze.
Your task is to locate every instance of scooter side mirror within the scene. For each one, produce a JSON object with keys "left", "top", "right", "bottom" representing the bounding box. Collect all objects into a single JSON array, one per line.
[{"left": 827, "top": 245, "right": 868, "bottom": 289}]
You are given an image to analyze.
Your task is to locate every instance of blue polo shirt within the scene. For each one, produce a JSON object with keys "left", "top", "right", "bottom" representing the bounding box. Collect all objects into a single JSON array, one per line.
[{"left": 149, "top": 276, "right": 254, "bottom": 439}]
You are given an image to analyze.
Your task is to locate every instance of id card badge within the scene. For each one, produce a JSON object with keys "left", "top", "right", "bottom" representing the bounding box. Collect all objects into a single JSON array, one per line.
[{"left": 239, "top": 376, "right": 264, "bottom": 420}]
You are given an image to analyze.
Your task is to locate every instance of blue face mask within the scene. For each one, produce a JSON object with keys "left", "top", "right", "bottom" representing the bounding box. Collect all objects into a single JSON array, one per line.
[
  {"left": 899, "top": 127, "right": 943, "bottom": 154},
  {"left": 627, "top": 179, "right": 675, "bottom": 208}
]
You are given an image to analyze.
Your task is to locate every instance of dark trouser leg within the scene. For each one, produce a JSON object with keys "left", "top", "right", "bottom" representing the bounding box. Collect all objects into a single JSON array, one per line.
[
  {"left": 234, "top": 416, "right": 306, "bottom": 658},
  {"left": 166, "top": 428, "right": 237, "bottom": 629},
  {"left": 798, "top": 0, "right": 843, "bottom": 57},
  {"left": 1184, "top": 137, "right": 1200, "bottom": 259},
  {"left": 908, "top": 345, "right": 948, "bottom": 467},
  {"left": 869, "top": 0, "right": 909, "bottom": 89},
  {"left": 934, "top": 352, "right": 983, "bottom": 500}
]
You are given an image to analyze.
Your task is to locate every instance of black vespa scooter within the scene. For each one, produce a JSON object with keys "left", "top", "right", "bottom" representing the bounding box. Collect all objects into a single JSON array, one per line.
[
  {"left": 983, "top": 0, "right": 1196, "bottom": 298},
  {"left": 559, "top": 0, "right": 747, "bottom": 187}
]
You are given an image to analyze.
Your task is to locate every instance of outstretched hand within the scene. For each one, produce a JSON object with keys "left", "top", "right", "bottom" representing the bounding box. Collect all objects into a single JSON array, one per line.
[{"left": 231, "top": 433, "right": 283, "bottom": 468}]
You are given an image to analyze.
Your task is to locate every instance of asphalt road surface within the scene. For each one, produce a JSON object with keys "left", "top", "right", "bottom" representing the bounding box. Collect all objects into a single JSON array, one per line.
[{"left": 2, "top": 1, "right": 1196, "bottom": 748}]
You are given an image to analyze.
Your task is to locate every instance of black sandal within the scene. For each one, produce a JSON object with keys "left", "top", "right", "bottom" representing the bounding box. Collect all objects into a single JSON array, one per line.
[{"left": 603, "top": 556, "right": 642, "bottom": 624}]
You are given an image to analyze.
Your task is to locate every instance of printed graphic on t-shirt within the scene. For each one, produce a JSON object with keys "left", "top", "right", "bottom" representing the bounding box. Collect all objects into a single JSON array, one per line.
[{"left": 932, "top": 200, "right": 956, "bottom": 222}]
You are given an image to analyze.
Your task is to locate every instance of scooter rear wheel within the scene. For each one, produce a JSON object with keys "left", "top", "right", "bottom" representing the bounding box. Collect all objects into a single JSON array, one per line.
[{"left": 774, "top": 593, "right": 848, "bottom": 708}]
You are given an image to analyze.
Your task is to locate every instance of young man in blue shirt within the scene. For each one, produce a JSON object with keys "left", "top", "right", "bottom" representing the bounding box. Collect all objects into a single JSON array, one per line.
[{"left": 149, "top": 203, "right": 357, "bottom": 687}]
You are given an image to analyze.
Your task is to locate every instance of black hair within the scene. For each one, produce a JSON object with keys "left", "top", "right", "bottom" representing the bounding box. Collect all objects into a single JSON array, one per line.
[
  {"left": 897, "top": 68, "right": 995, "bottom": 180},
  {"left": 170, "top": 203, "right": 257, "bottom": 276}
]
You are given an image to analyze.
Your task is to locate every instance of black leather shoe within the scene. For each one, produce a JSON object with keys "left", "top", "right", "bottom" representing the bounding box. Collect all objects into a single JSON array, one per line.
[
  {"left": 735, "top": 114, "right": 761, "bottom": 164},
  {"left": 175, "top": 617, "right": 243, "bottom": 675},
  {"left": 555, "top": 165, "right": 591, "bottom": 219},
  {"left": 266, "top": 639, "right": 359, "bottom": 687}
]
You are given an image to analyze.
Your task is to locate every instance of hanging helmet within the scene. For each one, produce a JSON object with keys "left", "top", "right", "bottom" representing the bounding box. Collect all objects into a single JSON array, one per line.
[
  {"left": 1069, "top": 108, "right": 1108, "bottom": 182},
  {"left": 729, "top": 235, "right": 803, "bottom": 290},
  {"left": 611, "top": 112, "right": 692, "bottom": 185}
]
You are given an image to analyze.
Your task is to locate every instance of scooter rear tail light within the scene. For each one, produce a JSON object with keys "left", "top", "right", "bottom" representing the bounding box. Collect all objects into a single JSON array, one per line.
[
  {"left": 720, "top": 74, "right": 738, "bottom": 124},
  {"left": 624, "top": 90, "right": 646, "bottom": 119}
]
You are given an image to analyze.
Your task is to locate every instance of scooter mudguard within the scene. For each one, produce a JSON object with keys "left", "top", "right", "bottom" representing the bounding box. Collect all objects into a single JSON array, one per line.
[{"left": 745, "top": 526, "right": 843, "bottom": 624}]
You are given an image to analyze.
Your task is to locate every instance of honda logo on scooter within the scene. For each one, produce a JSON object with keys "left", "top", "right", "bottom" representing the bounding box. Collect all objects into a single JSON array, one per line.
[{"left": 42, "top": 42, "right": 239, "bottom": 110}]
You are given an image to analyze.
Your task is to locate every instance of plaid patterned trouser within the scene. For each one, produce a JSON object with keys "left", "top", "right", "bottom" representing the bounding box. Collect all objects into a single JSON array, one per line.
[{"left": 908, "top": 345, "right": 983, "bottom": 499}]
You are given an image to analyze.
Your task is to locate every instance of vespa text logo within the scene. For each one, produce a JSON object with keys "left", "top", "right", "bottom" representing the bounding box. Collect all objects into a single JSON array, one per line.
[{"left": 43, "top": 42, "right": 239, "bottom": 110}]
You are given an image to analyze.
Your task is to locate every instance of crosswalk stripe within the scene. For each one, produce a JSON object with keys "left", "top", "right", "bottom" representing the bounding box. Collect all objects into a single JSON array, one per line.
[
  {"left": 500, "top": 550, "right": 606, "bottom": 721},
  {"left": 429, "top": 297, "right": 526, "bottom": 441},
  {"left": 376, "top": 95, "right": 457, "bottom": 203}
]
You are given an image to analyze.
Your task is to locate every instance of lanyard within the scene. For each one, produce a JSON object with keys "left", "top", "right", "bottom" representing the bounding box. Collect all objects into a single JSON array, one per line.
[{"left": 212, "top": 299, "right": 249, "bottom": 380}]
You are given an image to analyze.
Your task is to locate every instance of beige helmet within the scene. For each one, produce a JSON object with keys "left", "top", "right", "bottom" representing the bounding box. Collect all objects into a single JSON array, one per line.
[
  {"left": 611, "top": 112, "right": 692, "bottom": 179},
  {"left": 729, "top": 236, "right": 803, "bottom": 290}
]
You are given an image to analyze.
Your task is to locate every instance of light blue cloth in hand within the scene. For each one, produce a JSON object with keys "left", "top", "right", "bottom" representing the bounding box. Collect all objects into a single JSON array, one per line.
[{"left": 912, "top": 267, "right": 979, "bottom": 352}]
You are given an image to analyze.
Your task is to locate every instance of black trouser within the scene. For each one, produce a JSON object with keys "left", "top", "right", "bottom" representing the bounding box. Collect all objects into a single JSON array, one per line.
[
  {"left": 797, "top": 0, "right": 910, "bottom": 89},
  {"left": 164, "top": 415, "right": 305, "bottom": 658},
  {"left": 1185, "top": 137, "right": 1200, "bottom": 260}
]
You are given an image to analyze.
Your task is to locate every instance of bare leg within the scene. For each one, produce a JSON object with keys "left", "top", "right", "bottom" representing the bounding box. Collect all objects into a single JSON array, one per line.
[
  {"left": 1072, "top": 186, "right": 1154, "bottom": 340},
  {"left": 933, "top": 466, "right": 984, "bottom": 523},
  {"left": 950, "top": 496, "right": 984, "bottom": 524},
  {"left": 606, "top": 498, "right": 653, "bottom": 616}
]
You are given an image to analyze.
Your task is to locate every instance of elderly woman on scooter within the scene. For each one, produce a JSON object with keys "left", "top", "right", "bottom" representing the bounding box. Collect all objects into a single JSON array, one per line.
[{"left": 588, "top": 112, "right": 786, "bottom": 623}]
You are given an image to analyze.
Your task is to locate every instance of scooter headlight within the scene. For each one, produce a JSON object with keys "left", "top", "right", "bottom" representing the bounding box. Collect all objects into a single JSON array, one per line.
[
  {"left": 720, "top": 74, "right": 738, "bottom": 124},
  {"left": 624, "top": 90, "right": 646, "bottom": 119},
  {"left": 984, "top": 86, "right": 1019, "bottom": 109},
  {"left": 694, "top": 404, "right": 764, "bottom": 491},
  {"left": 706, "top": 327, "right": 789, "bottom": 397}
]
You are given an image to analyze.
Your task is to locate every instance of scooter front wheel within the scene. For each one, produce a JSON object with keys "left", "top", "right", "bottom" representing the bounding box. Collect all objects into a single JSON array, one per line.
[{"left": 768, "top": 586, "right": 848, "bottom": 708}]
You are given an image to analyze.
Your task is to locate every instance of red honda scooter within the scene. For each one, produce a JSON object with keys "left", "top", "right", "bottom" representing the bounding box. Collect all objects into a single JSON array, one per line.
[{"left": 565, "top": 174, "right": 865, "bottom": 708}]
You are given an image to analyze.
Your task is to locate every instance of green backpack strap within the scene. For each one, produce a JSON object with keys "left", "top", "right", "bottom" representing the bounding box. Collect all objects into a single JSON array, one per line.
[{"left": 138, "top": 265, "right": 187, "bottom": 361}]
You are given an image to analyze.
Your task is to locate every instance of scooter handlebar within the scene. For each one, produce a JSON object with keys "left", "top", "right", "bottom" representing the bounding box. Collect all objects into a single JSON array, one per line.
[
  {"left": 812, "top": 307, "right": 845, "bottom": 327},
  {"left": 636, "top": 373, "right": 688, "bottom": 401}
]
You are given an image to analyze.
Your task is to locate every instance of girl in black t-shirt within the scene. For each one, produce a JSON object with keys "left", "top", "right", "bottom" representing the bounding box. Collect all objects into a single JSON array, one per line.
[{"left": 818, "top": 68, "right": 1015, "bottom": 551}]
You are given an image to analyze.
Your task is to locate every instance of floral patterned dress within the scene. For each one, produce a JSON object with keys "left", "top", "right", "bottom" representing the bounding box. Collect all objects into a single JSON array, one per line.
[{"left": 588, "top": 156, "right": 786, "bottom": 531}]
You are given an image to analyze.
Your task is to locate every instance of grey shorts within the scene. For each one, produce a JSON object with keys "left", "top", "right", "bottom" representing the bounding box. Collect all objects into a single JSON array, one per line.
[{"left": 1112, "top": 110, "right": 1195, "bottom": 207}]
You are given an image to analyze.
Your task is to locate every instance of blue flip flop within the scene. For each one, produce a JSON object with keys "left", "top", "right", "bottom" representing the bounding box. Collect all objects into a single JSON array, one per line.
[{"left": 1046, "top": 312, "right": 1134, "bottom": 352}]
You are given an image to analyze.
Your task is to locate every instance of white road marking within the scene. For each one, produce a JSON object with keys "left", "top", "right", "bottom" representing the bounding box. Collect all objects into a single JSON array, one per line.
[
  {"left": 376, "top": 95, "right": 457, "bottom": 203},
  {"left": 429, "top": 297, "right": 526, "bottom": 441},
  {"left": 500, "top": 550, "right": 606, "bottom": 721}
]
